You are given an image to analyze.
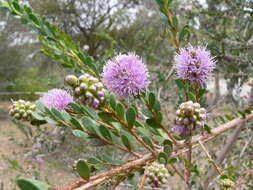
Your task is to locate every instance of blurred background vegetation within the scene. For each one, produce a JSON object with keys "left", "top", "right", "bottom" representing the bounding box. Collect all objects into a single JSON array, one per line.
[{"left": 0, "top": 0, "right": 252, "bottom": 189}]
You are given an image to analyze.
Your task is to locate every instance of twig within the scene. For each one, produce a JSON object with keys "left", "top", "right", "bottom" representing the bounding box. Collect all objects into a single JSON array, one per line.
[
  {"left": 198, "top": 141, "right": 223, "bottom": 176},
  {"left": 106, "top": 107, "right": 157, "bottom": 155},
  {"left": 110, "top": 168, "right": 138, "bottom": 190},
  {"left": 141, "top": 95, "right": 179, "bottom": 145},
  {"left": 204, "top": 122, "right": 246, "bottom": 187},
  {"left": 170, "top": 164, "right": 185, "bottom": 182}
]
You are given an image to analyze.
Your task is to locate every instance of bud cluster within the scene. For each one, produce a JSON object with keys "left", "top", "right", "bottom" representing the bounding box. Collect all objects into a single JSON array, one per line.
[
  {"left": 65, "top": 74, "right": 106, "bottom": 108},
  {"left": 145, "top": 162, "right": 170, "bottom": 188},
  {"left": 174, "top": 101, "right": 207, "bottom": 134},
  {"left": 218, "top": 179, "right": 235, "bottom": 190},
  {"left": 9, "top": 100, "right": 36, "bottom": 121}
]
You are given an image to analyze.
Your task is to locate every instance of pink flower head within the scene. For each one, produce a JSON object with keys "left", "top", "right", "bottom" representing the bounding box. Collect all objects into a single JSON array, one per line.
[
  {"left": 102, "top": 53, "right": 149, "bottom": 97},
  {"left": 175, "top": 45, "right": 215, "bottom": 87},
  {"left": 40, "top": 89, "right": 73, "bottom": 110}
]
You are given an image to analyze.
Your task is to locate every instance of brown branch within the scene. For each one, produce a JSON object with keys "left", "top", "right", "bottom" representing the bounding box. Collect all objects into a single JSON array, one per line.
[{"left": 57, "top": 113, "right": 253, "bottom": 190}]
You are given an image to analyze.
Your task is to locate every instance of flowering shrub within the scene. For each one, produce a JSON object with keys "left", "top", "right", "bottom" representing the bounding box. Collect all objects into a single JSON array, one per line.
[{"left": 1, "top": 0, "right": 253, "bottom": 190}]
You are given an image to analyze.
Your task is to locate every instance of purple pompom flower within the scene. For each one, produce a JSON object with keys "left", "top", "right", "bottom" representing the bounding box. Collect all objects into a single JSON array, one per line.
[
  {"left": 102, "top": 53, "right": 149, "bottom": 97},
  {"left": 175, "top": 45, "right": 215, "bottom": 86},
  {"left": 40, "top": 89, "right": 73, "bottom": 110}
]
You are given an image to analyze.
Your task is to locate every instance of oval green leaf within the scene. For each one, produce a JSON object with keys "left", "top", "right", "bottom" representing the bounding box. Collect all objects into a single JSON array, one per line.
[{"left": 76, "top": 160, "right": 90, "bottom": 180}]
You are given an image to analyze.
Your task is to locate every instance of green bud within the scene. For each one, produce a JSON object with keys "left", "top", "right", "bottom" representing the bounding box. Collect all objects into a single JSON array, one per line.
[
  {"left": 14, "top": 113, "right": 21, "bottom": 119},
  {"left": 65, "top": 75, "right": 79, "bottom": 86}
]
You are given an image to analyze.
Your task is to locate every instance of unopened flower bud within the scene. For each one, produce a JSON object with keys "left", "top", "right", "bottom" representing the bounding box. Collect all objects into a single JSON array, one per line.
[
  {"left": 89, "top": 85, "right": 97, "bottom": 91},
  {"left": 92, "top": 99, "right": 100, "bottom": 108},
  {"left": 78, "top": 75, "right": 87, "bottom": 81},
  {"left": 193, "top": 102, "right": 200, "bottom": 108},
  {"left": 30, "top": 105, "right": 36, "bottom": 110},
  {"left": 183, "top": 118, "right": 190, "bottom": 125},
  {"left": 95, "top": 82, "right": 103, "bottom": 89},
  {"left": 85, "top": 92, "right": 93, "bottom": 98},
  {"left": 196, "top": 121, "right": 204, "bottom": 127},
  {"left": 97, "top": 91, "right": 104, "bottom": 97},
  {"left": 74, "top": 87, "right": 82, "bottom": 96},
  {"left": 27, "top": 110, "right": 32, "bottom": 115},
  {"left": 14, "top": 113, "right": 21, "bottom": 119},
  {"left": 65, "top": 75, "right": 79, "bottom": 86},
  {"left": 80, "top": 83, "right": 87, "bottom": 89},
  {"left": 90, "top": 77, "right": 98, "bottom": 83}
]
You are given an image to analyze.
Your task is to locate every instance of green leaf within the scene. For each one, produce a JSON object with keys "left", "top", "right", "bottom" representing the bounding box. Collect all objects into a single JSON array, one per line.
[
  {"left": 237, "top": 111, "right": 246, "bottom": 118},
  {"left": 148, "top": 92, "right": 156, "bottom": 108},
  {"left": 51, "top": 108, "right": 64, "bottom": 121},
  {"left": 72, "top": 130, "right": 89, "bottom": 139},
  {"left": 179, "top": 25, "right": 190, "bottom": 42},
  {"left": 28, "top": 13, "right": 40, "bottom": 26},
  {"left": 100, "top": 154, "right": 125, "bottom": 165},
  {"left": 99, "top": 125, "right": 112, "bottom": 141},
  {"left": 76, "top": 52, "right": 98, "bottom": 76},
  {"left": 175, "top": 79, "right": 183, "bottom": 89},
  {"left": 98, "top": 112, "right": 116, "bottom": 123},
  {"left": 31, "top": 112, "right": 44, "bottom": 121},
  {"left": 87, "top": 157, "right": 101, "bottom": 165},
  {"left": 83, "top": 106, "right": 99, "bottom": 119},
  {"left": 12, "top": 1, "right": 23, "bottom": 13},
  {"left": 69, "top": 102, "right": 84, "bottom": 114},
  {"left": 138, "top": 127, "right": 151, "bottom": 137},
  {"left": 82, "top": 117, "right": 99, "bottom": 134},
  {"left": 172, "top": 16, "right": 178, "bottom": 27},
  {"left": 76, "top": 160, "right": 90, "bottom": 180},
  {"left": 44, "top": 117, "right": 58, "bottom": 125},
  {"left": 204, "top": 124, "right": 212, "bottom": 134},
  {"left": 109, "top": 94, "right": 117, "bottom": 110},
  {"left": 142, "top": 136, "right": 154, "bottom": 149},
  {"left": 189, "top": 92, "right": 197, "bottom": 102},
  {"left": 121, "top": 135, "right": 132, "bottom": 150},
  {"left": 16, "top": 178, "right": 50, "bottom": 190},
  {"left": 157, "top": 152, "right": 168, "bottom": 164},
  {"left": 153, "top": 100, "right": 161, "bottom": 112},
  {"left": 126, "top": 107, "right": 136, "bottom": 129},
  {"left": 164, "top": 145, "right": 172, "bottom": 156},
  {"left": 35, "top": 101, "right": 46, "bottom": 112},
  {"left": 146, "top": 118, "right": 161, "bottom": 128},
  {"left": 61, "top": 110, "right": 71, "bottom": 122},
  {"left": 70, "top": 117, "right": 84, "bottom": 130},
  {"left": 168, "top": 158, "right": 177, "bottom": 164},
  {"left": 116, "top": 103, "right": 125, "bottom": 120},
  {"left": 163, "top": 139, "right": 173, "bottom": 147}
]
